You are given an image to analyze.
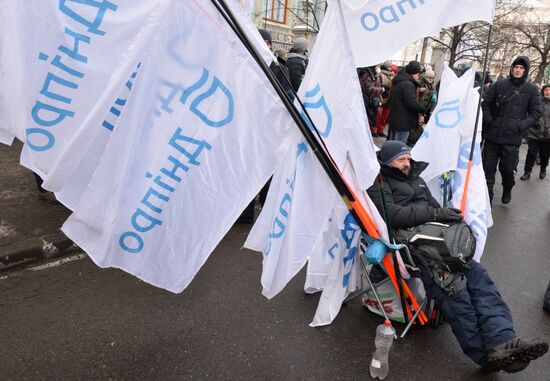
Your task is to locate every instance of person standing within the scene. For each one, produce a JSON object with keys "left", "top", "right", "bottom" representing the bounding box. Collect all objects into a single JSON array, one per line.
[
  {"left": 481, "top": 56, "right": 541, "bottom": 204},
  {"left": 373, "top": 60, "right": 394, "bottom": 138},
  {"left": 285, "top": 37, "right": 308, "bottom": 92},
  {"left": 387, "top": 61, "right": 426, "bottom": 144},
  {"left": 358, "top": 66, "right": 383, "bottom": 137},
  {"left": 520, "top": 83, "right": 550, "bottom": 181}
]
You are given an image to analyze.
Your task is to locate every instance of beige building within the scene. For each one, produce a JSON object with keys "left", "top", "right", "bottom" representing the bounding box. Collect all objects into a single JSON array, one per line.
[{"left": 244, "top": 0, "right": 325, "bottom": 52}]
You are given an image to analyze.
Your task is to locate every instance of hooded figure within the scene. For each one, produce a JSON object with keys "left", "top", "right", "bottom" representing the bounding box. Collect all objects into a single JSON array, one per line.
[{"left": 481, "top": 56, "right": 541, "bottom": 204}]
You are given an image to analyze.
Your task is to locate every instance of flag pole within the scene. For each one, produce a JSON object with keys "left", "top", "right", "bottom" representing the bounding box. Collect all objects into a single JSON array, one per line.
[
  {"left": 213, "top": 0, "right": 433, "bottom": 329},
  {"left": 211, "top": 0, "right": 380, "bottom": 238},
  {"left": 460, "top": 23, "right": 493, "bottom": 213},
  {"left": 212, "top": 0, "right": 429, "bottom": 325}
]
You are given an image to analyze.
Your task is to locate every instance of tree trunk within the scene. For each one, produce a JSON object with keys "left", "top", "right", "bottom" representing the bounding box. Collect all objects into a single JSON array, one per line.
[{"left": 535, "top": 60, "right": 548, "bottom": 84}]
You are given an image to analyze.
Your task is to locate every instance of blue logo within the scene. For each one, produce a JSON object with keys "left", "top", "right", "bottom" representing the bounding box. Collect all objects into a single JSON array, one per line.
[
  {"left": 434, "top": 99, "right": 462, "bottom": 129},
  {"left": 300, "top": 84, "right": 333, "bottom": 138},
  {"left": 179, "top": 68, "right": 234, "bottom": 128}
]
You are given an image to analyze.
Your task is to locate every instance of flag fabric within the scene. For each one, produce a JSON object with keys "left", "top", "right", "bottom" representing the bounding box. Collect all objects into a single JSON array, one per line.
[
  {"left": 61, "top": 0, "right": 297, "bottom": 293},
  {"left": 41, "top": 0, "right": 273, "bottom": 210},
  {"left": 411, "top": 66, "right": 492, "bottom": 261},
  {"left": 244, "top": 0, "right": 379, "bottom": 300},
  {"left": 308, "top": 160, "right": 391, "bottom": 327},
  {"left": 341, "top": 0, "right": 496, "bottom": 67},
  {"left": 0, "top": 0, "right": 164, "bottom": 178}
]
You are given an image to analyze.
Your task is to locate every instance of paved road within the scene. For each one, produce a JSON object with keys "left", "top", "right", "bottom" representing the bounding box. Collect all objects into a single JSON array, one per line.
[{"left": 1, "top": 148, "right": 550, "bottom": 380}]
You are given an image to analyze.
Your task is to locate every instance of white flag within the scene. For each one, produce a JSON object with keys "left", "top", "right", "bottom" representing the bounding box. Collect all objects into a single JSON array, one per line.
[
  {"left": 244, "top": 0, "right": 379, "bottom": 299},
  {"left": 310, "top": 195, "right": 362, "bottom": 327},
  {"left": 341, "top": 0, "right": 495, "bottom": 67},
  {"left": 0, "top": 0, "right": 163, "bottom": 177},
  {"left": 62, "top": 0, "right": 296, "bottom": 293},
  {"left": 41, "top": 0, "right": 273, "bottom": 210},
  {"left": 411, "top": 66, "right": 492, "bottom": 261}
]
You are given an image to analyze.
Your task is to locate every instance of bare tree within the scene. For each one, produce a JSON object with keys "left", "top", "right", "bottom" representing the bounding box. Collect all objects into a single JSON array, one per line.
[
  {"left": 506, "top": 12, "right": 550, "bottom": 83},
  {"left": 428, "top": 0, "right": 526, "bottom": 69}
]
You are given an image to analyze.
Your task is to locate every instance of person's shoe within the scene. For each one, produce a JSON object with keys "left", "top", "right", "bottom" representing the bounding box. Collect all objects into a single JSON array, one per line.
[
  {"left": 540, "top": 170, "right": 546, "bottom": 179},
  {"left": 520, "top": 172, "right": 531, "bottom": 181},
  {"left": 487, "top": 337, "right": 549, "bottom": 373},
  {"left": 544, "top": 303, "right": 550, "bottom": 313},
  {"left": 371, "top": 131, "right": 378, "bottom": 138},
  {"left": 501, "top": 359, "right": 531, "bottom": 373},
  {"left": 377, "top": 132, "right": 387, "bottom": 138},
  {"left": 501, "top": 191, "right": 512, "bottom": 204}
]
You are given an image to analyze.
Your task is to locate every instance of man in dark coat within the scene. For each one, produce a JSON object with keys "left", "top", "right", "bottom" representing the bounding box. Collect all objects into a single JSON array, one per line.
[
  {"left": 387, "top": 60, "right": 426, "bottom": 144},
  {"left": 520, "top": 83, "right": 550, "bottom": 180},
  {"left": 481, "top": 56, "right": 541, "bottom": 204},
  {"left": 367, "top": 141, "right": 548, "bottom": 373},
  {"left": 285, "top": 37, "right": 308, "bottom": 92}
]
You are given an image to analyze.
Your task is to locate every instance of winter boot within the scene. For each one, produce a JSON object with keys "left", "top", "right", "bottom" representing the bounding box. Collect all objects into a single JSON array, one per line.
[
  {"left": 487, "top": 337, "right": 549, "bottom": 373},
  {"left": 520, "top": 172, "right": 531, "bottom": 181},
  {"left": 501, "top": 190, "right": 512, "bottom": 204},
  {"left": 540, "top": 170, "right": 546, "bottom": 179}
]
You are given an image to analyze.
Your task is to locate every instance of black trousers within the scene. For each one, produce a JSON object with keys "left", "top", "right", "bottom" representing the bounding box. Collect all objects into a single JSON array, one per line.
[
  {"left": 482, "top": 140, "right": 519, "bottom": 197},
  {"left": 524, "top": 138, "right": 550, "bottom": 173}
]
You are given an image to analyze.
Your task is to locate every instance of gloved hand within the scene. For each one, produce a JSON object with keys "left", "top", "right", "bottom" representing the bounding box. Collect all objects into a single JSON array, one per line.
[{"left": 433, "top": 207, "right": 463, "bottom": 222}]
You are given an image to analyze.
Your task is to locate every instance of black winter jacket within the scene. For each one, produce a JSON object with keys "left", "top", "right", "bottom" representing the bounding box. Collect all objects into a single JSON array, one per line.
[
  {"left": 388, "top": 71, "right": 426, "bottom": 132},
  {"left": 481, "top": 56, "right": 541, "bottom": 146},
  {"left": 367, "top": 160, "right": 440, "bottom": 229},
  {"left": 285, "top": 53, "right": 308, "bottom": 92}
]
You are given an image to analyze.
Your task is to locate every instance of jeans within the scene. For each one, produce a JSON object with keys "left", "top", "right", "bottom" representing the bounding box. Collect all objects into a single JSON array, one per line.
[{"left": 388, "top": 130, "right": 410, "bottom": 144}]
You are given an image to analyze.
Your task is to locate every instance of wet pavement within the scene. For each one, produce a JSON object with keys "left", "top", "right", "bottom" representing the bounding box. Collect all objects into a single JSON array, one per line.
[{"left": 1, "top": 138, "right": 549, "bottom": 380}]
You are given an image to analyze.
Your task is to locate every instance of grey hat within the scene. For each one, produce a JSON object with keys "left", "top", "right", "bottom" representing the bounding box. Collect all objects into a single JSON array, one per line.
[
  {"left": 292, "top": 37, "right": 307, "bottom": 53},
  {"left": 379, "top": 141, "right": 411, "bottom": 165}
]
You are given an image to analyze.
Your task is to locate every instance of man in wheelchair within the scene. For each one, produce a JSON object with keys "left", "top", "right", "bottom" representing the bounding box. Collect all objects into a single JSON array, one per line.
[{"left": 367, "top": 140, "right": 548, "bottom": 373}]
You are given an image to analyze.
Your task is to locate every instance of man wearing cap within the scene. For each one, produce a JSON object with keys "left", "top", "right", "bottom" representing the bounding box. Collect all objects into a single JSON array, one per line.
[
  {"left": 285, "top": 37, "right": 308, "bottom": 92},
  {"left": 481, "top": 56, "right": 541, "bottom": 204},
  {"left": 387, "top": 60, "right": 426, "bottom": 144},
  {"left": 366, "top": 141, "right": 548, "bottom": 373}
]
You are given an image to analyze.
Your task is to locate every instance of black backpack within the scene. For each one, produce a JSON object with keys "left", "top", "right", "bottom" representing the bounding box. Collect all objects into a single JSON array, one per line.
[{"left": 395, "top": 221, "right": 476, "bottom": 274}]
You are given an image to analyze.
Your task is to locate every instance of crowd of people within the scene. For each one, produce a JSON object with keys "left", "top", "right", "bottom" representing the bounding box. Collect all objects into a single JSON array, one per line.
[
  {"left": 246, "top": 31, "right": 550, "bottom": 373},
  {"left": 360, "top": 56, "right": 549, "bottom": 373}
]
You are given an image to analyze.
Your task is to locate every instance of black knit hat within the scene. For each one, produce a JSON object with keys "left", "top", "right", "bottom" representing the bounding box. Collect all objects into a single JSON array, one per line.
[
  {"left": 258, "top": 29, "right": 272, "bottom": 44},
  {"left": 379, "top": 141, "right": 411, "bottom": 165},
  {"left": 405, "top": 60, "right": 422, "bottom": 75}
]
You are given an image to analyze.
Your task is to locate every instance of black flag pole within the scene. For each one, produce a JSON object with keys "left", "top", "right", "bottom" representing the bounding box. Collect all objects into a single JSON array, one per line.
[
  {"left": 211, "top": 0, "right": 428, "bottom": 327},
  {"left": 210, "top": 0, "right": 379, "bottom": 238},
  {"left": 460, "top": 23, "right": 493, "bottom": 212}
]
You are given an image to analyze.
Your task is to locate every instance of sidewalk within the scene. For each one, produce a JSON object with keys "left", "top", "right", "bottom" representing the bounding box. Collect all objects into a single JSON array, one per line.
[{"left": 0, "top": 140, "right": 75, "bottom": 272}]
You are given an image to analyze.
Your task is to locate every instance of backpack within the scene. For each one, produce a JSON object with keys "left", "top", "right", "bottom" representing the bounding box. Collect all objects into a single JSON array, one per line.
[{"left": 395, "top": 221, "right": 476, "bottom": 274}]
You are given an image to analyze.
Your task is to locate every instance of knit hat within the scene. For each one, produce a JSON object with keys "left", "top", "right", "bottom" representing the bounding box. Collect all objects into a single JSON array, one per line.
[
  {"left": 292, "top": 37, "right": 307, "bottom": 53},
  {"left": 381, "top": 60, "right": 392, "bottom": 70},
  {"left": 379, "top": 141, "right": 411, "bottom": 165},
  {"left": 258, "top": 29, "right": 272, "bottom": 44},
  {"left": 424, "top": 69, "right": 435, "bottom": 78},
  {"left": 405, "top": 60, "right": 422, "bottom": 75}
]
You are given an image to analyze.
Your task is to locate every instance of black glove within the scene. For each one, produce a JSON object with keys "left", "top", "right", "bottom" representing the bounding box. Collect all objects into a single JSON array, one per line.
[{"left": 433, "top": 207, "right": 463, "bottom": 222}]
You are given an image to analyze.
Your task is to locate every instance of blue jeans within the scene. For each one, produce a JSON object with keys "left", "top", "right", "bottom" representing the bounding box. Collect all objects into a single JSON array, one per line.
[
  {"left": 388, "top": 130, "right": 409, "bottom": 144},
  {"left": 420, "top": 261, "right": 516, "bottom": 367}
]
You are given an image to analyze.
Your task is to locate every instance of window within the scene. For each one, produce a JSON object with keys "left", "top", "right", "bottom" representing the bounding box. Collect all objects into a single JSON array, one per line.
[{"left": 265, "top": 0, "right": 288, "bottom": 24}]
